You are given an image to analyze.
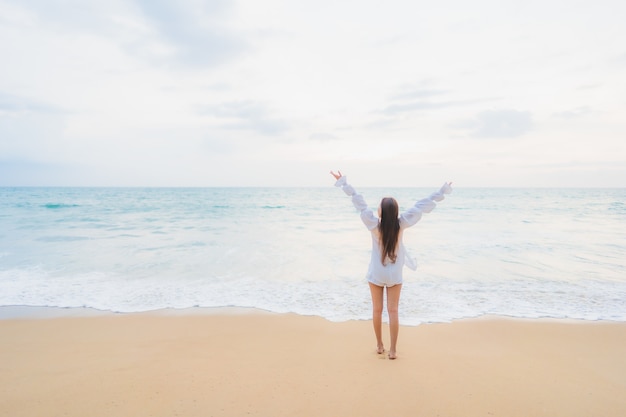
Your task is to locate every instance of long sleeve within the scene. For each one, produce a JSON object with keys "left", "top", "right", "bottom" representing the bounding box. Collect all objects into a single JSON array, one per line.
[
  {"left": 334, "top": 176, "right": 379, "bottom": 230},
  {"left": 399, "top": 182, "right": 453, "bottom": 229}
]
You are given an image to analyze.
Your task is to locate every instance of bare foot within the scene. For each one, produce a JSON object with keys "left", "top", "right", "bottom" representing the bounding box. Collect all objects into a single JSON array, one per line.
[
  {"left": 388, "top": 351, "right": 397, "bottom": 360},
  {"left": 377, "top": 345, "right": 385, "bottom": 354}
]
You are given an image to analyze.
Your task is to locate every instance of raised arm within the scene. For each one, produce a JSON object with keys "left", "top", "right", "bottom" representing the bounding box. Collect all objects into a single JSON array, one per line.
[
  {"left": 331, "top": 171, "right": 379, "bottom": 230},
  {"left": 399, "top": 182, "right": 453, "bottom": 228}
]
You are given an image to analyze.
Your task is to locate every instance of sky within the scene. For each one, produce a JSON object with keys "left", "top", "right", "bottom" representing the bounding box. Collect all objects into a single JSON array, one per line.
[{"left": 1, "top": 0, "right": 625, "bottom": 187}]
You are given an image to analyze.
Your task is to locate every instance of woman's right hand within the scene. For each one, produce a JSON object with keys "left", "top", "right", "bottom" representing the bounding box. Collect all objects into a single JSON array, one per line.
[{"left": 330, "top": 170, "right": 342, "bottom": 180}]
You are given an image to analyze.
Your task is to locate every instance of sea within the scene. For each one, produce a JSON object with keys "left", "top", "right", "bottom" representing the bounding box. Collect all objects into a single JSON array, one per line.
[{"left": 0, "top": 186, "right": 624, "bottom": 325}]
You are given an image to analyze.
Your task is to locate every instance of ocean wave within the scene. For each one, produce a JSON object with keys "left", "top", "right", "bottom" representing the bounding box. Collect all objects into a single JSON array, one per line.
[
  {"left": 1, "top": 186, "right": 625, "bottom": 323},
  {"left": 42, "top": 203, "right": 80, "bottom": 209}
]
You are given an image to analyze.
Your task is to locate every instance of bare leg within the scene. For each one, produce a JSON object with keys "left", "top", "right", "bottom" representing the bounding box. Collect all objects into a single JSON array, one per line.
[
  {"left": 368, "top": 282, "right": 385, "bottom": 353},
  {"left": 386, "top": 283, "right": 402, "bottom": 359}
]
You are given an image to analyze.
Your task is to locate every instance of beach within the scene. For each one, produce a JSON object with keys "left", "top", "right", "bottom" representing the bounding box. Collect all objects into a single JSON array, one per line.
[{"left": 1, "top": 310, "right": 625, "bottom": 417}]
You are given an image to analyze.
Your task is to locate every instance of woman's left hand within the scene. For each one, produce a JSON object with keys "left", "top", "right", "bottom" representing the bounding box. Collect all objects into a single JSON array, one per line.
[{"left": 330, "top": 170, "right": 342, "bottom": 180}]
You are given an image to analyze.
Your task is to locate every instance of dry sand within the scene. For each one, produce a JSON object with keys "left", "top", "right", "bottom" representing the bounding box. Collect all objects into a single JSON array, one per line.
[{"left": 1, "top": 310, "right": 625, "bottom": 416}]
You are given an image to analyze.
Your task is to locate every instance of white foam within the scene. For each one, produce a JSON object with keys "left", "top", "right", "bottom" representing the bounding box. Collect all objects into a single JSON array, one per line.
[{"left": 1, "top": 267, "right": 625, "bottom": 323}]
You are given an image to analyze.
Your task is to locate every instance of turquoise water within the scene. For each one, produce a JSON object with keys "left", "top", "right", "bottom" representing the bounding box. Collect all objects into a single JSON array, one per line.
[{"left": 0, "top": 186, "right": 624, "bottom": 324}]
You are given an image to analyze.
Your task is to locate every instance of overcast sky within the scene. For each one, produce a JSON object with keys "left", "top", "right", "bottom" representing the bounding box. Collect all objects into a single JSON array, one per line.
[{"left": 1, "top": 0, "right": 625, "bottom": 187}]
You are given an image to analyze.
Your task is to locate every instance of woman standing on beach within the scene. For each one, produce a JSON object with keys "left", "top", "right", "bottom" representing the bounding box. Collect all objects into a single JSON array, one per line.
[{"left": 331, "top": 170, "right": 452, "bottom": 359}]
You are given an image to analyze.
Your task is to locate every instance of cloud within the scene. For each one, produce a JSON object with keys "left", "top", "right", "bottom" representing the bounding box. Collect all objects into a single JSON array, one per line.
[
  {"left": 0, "top": 158, "right": 79, "bottom": 186},
  {"left": 1, "top": 0, "right": 624, "bottom": 187},
  {"left": 200, "top": 135, "right": 234, "bottom": 154},
  {"left": 0, "top": 105, "right": 67, "bottom": 164},
  {"left": 134, "top": 0, "right": 246, "bottom": 67},
  {"left": 2, "top": 0, "right": 115, "bottom": 33},
  {"left": 611, "top": 51, "right": 626, "bottom": 66},
  {"left": 382, "top": 97, "right": 497, "bottom": 115},
  {"left": 389, "top": 89, "right": 448, "bottom": 101},
  {"left": 553, "top": 106, "right": 591, "bottom": 119},
  {"left": 309, "top": 132, "right": 338, "bottom": 141},
  {"left": 452, "top": 109, "right": 533, "bottom": 139},
  {"left": 2, "top": 1, "right": 248, "bottom": 69},
  {"left": 198, "top": 101, "right": 290, "bottom": 136},
  {"left": 0, "top": 92, "right": 62, "bottom": 114},
  {"left": 363, "top": 117, "right": 407, "bottom": 132},
  {"left": 576, "top": 84, "right": 601, "bottom": 91}
]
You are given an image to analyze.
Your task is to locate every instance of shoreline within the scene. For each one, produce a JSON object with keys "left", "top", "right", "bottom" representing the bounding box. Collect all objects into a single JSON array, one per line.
[
  {"left": 1, "top": 304, "right": 624, "bottom": 325},
  {"left": 0, "top": 305, "right": 280, "bottom": 320},
  {"left": 1, "top": 308, "right": 625, "bottom": 416}
]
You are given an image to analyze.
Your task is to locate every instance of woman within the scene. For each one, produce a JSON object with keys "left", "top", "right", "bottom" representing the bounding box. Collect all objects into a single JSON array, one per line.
[{"left": 331, "top": 170, "right": 452, "bottom": 359}]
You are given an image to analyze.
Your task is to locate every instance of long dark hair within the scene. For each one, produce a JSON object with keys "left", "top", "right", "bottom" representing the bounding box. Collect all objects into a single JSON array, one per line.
[{"left": 378, "top": 197, "right": 400, "bottom": 265}]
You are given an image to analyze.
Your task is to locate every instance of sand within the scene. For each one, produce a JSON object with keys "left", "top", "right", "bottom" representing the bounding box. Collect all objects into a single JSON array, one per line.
[{"left": 1, "top": 309, "right": 625, "bottom": 417}]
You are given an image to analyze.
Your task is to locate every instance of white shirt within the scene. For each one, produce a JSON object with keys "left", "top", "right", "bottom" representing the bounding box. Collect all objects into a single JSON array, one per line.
[{"left": 335, "top": 176, "right": 452, "bottom": 287}]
